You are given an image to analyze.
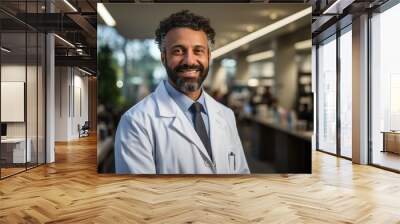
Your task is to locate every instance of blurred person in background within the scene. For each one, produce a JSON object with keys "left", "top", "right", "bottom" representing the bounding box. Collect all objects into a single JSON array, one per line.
[{"left": 114, "top": 10, "right": 249, "bottom": 174}]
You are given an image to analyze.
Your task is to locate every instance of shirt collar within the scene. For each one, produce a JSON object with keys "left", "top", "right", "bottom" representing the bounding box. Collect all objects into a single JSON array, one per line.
[{"left": 164, "top": 80, "right": 207, "bottom": 114}]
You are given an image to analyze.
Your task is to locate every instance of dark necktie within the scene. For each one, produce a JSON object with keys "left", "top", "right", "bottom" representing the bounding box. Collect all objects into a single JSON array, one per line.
[{"left": 190, "top": 102, "right": 213, "bottom": 161}]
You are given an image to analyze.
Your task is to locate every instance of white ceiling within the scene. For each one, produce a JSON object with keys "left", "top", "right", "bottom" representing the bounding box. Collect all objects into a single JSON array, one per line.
[{"left": 98, "top": 3, "right": 309, "bottom": 49}]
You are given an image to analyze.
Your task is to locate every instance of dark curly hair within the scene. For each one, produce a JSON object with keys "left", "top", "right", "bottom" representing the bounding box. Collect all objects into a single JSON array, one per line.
[{"left": 155, "top": 10, "right": 216, "bottom": 50}]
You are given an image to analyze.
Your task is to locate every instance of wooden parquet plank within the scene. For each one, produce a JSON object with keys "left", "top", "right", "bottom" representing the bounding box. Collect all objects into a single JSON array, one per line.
[{"left": 1, "top": 135, "right": 400, "bottom": 223}]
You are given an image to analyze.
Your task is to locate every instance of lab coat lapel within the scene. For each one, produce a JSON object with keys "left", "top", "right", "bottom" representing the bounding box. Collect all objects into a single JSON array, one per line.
[
  {"left": 205, "top": 93, "right": 227, "bottom": 173},
  {"left": 170, "top": 113, "right": 213, "bottom": 163},
  {"left": 154, "top": 81, "right": 214, "bottom": 164}
]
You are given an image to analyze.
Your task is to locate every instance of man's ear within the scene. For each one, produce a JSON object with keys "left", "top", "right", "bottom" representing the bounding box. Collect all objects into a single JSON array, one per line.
[{"left": 161, "top": 51, "right": 166, "bottom": 66}]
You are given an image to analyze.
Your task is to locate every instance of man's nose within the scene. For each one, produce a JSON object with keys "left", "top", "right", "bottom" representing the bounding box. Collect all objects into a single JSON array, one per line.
[{"left": 183, "top": 50, "right": 196, "bottom": 65}]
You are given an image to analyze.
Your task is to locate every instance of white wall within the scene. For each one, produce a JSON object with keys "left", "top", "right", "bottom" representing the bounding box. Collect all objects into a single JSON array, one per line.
[
  {"left": 1, "top": 65, "right": 26, "bottom": 130},
  {"left": 1, "top": 65, "right": 35, "bottom": 138},
  {"left": 1, "top": 63, "right": 46, "bottom": 164},
  {"left": 54, "top": 67, "right": 89, "bottom": 141},
  {"left": 54, "top": 66, "right": 69, "bottom": 141},
  {"left": 71, "top": 72, "right": 89, "bottom": 138}
]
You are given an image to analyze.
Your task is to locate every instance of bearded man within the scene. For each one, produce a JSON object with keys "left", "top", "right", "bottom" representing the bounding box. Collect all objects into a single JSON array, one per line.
[{"left": 115, "top": 10, "right": 249, "bottom": 174}]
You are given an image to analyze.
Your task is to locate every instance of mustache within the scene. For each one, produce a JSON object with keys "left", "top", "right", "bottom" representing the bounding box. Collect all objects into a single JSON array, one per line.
[{"left": 174, "top": 64, "right": 204, "bottom": 73}]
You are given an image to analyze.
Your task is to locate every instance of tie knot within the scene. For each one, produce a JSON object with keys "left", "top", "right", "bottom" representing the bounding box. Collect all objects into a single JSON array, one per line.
[{"left": 190, "top": 102, "right": 203, "bottom": 113}]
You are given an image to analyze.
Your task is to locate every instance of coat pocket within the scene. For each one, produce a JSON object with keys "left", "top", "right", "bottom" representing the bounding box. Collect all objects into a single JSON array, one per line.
[{"left": 228, "top": 151, "right": 236, "bottom": 173}]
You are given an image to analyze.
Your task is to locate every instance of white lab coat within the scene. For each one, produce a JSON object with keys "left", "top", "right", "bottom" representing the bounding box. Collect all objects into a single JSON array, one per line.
[{"left": 114, "top": 81, "right": 250, "bottom": 174}]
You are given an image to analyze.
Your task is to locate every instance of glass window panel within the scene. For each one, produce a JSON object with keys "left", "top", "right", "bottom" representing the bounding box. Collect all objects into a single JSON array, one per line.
[
  {"left": 339, "top": 28, "right": 352, "bottom": 158},
  {"left": 38, "top": 32, "right": 45, "bottom": 165},
  {"left": 317, "top": 35, "right": 337, "bottom": 154},
  {"left": 1, "top": 29, "right": 27, "bottom": 177},
  {"left": 27, "top": 31, "right": 38, "bottom": 169},
  {"left": 0, "top": 1, "right": 47, "bottom": 179},
  {"left": 371, "top": 3, "right": 400, "bottom": 171}
]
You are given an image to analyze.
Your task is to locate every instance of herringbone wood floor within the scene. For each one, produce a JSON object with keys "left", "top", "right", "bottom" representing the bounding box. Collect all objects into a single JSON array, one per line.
[{"left": 1, "top": 135, "right": 400, "bottom": 223}]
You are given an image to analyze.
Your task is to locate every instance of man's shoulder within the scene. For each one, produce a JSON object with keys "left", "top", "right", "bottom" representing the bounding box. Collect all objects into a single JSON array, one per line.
[
  {"left": 218, "top": 102, "right": 235, "bottom": 117},
  {"left": 122, "top": 93, "right": 157, "bottom": 121},
  {"left": 205, "top": 93, "right": 235, "bottom": 117}
]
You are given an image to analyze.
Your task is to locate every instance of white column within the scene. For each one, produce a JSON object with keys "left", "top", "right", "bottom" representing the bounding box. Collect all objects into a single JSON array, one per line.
[
  {"left": 45, "top": 0, "right": 55, "bottom": 163},
  {"left": 352, "top": 14, "right": 369, "bottom": 164},
  {"left": 46, "top": 33, "right": 55, "bottom": 163}
]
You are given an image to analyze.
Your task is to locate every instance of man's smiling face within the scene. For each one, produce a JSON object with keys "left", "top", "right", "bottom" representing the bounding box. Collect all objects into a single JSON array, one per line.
[{"left": 161, "top": 27, "right": 210, "bottom": 95}]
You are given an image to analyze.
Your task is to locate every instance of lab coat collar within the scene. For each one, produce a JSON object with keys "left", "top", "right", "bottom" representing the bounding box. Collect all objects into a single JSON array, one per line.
[
  {"left": 164, "top": 80, "right": 208, "bottom": 115},
  {"left": 154, "top": 81, "right": 177, "bottom": 118},
  {"left": 153, "top": 81, "right": 226, "bottom": 171}
]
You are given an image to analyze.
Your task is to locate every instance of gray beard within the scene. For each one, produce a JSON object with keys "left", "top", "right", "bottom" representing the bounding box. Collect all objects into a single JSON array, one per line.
[
  {"left": 175, "top": 77, "right": 202, "bottom": 93},
  {"left": 163, "top": 56, "right": 209, "bottom": 94}
]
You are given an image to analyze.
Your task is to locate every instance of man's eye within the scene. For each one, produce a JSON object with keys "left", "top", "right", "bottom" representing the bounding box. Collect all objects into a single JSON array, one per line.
[
  {"left": 194, "top": 49, "right": 205, "bottom": 54},
  {"left": 173, "top": 49, "right": 183, "bottom": 54}
]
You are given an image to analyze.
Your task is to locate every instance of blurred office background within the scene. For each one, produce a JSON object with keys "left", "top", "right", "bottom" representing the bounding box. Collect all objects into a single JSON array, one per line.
[
  {"left": 0, "top": 0, "right": 97, "bottom": 179},
  {"left": 0, "top": 0, "right": 398, "bottom": 180},
  {"left": 97, "top": 3, "right": 312, "bottom": 173}
]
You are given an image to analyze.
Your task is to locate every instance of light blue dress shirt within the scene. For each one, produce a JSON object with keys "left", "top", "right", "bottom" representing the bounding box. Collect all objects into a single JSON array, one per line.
[{"left": 164, "top": 80, "right": 210, "bottom": 136}]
